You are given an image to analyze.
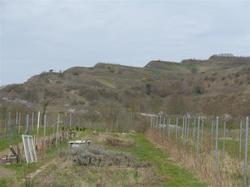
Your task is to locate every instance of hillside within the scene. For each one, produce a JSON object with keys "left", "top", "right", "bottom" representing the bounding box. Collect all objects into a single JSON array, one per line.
[{"left": 1, "top": 55, "right": 250, "bottom": 116}]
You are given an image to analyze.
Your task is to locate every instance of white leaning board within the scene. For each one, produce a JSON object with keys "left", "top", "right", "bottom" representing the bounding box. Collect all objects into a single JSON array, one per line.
[{"left": 22, "top": 135, "right": 37, "bottom": 163}]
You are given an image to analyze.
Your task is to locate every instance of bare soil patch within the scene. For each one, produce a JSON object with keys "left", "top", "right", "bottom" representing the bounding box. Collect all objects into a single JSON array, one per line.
[{"left": 94, "top": 132, "right": 135, "bottom": 147}]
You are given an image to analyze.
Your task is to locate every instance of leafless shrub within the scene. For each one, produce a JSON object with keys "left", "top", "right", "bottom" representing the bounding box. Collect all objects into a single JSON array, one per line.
[{"left": 70, "top": 144, "right": 150, "bottom": 168}]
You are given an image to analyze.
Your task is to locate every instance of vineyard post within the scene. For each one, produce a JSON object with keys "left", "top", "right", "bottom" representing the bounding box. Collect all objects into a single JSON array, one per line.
[
  {"left": 69, "top": 112, "right": 72, "bottom": 128},
  {"left": 222, "top": 120, "right": 227, "bottom": 159},
  {"left": 18, "top": 112, "right": 21, "bottom": 134},
  {"left": 196, "top": 116, "right": 200, "bottom": 160},
  {"left": 201, "top": 118, "right": 204, "bottom": 143},
  {"left": 243, "top": 116, "right": 249, "bottom": 187},
  {"left": 182, "top": 116, "right": 185, "bottom": 140},
  {"left": 193, "top": 117, "right": 196, "bottom": 141},
  {"left": 43, "top": 113, "right": 47, "bottom": 140},
  {"left": 7, "top": 112, "right": 11, "bottom": 139},
  {"left": 25, "top": 114, "right": 30, "bottom": 134},
  {"left": 211, "top": 119, "right": 214, "bottom": 141},
  {"left": 15, "top": 112, "right": 18, "bottom": 130},
  {"left": 56, "top": 113, "right": 60, "bottom": 146},
  {"left": 31, "top": 112, "right": 34, "bottom": 130},
  {"left": 239, "top": 120, "right": 243, "bottom": 159},
  {"left": 176, "top": 117, "right": 179, "bottom": 140},
  {"left": 168, "top": 118, "right": 171, "bottom": 137},
  {"left": 214, "top": 116, "right": 219, "bottom": 174},
  {"left": 150, "top": 116, "right": 153, "bottom": 128},
  {"left": 37, "top": 111, "right": 41, "bottom": 135},
  {"left": 187, "top": 116, "right": 190, "bottom": 142}
]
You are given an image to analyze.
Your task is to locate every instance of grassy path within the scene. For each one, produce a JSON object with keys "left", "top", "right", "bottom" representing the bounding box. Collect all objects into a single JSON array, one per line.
[{"left": 120, "top": 133, "right": 206, "bottom": 187}]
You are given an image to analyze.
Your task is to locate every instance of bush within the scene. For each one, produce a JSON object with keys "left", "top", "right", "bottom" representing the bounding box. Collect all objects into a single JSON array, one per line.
[
  {"left": 194, "top": 86, "right": 204, "bottom": 95},
  {"left": 71, "top": 144, "right": 137, "bottom": 167}
]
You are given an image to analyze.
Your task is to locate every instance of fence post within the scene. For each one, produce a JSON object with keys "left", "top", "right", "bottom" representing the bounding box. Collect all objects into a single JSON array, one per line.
[
  {"left": 187, "top": 116, "right": 190, "bottom": 142},
  {"left": 152, "top": 116, "right": 154, "bottom": 128},
  {"left": 4, "top": 112, "right": 7, "bottom": 138},
  {"left": 176, "top": 117, "right": 179, "bottom": 140},
  {"left": 214, "top": 116, "right": 219, "bottom": 174},
  {"left": 15, "top": 112, "right": 19, "bottom": 129},
  {"left": 18, "top": 112, "right": 21, "bottom": 134},
  {"left": 43, "top": 113, "right": 47, "bottom": 139},
  {"left": 31, "top": 112, "right": 34, "bottom": 131},
  {"left": 184, "top": 116, "right": 187, "bottom": 143},
  {"left": 56, "top": 113, "right": 60, "bottom": 146},
  {"left": 165, "top": 116, "right": 168, "bottom": 140},
  {"left": 36, "top": 111, "right": 41, "bottom": 136},
  {"left": 239, "top": 120, "right": 243, "bottom": 159},
  {"left": 196, "top": 116, "right": 200, "bottom": 160},
  {"left": 150, "top": 116, "right": 152, "bottom": 128},
  {"left": 7, "top": 112, "right": 11, "bottom": 139},
  {"left": 154, "top": 115, "right": 156, "bottom": 128},
  {"left": 193, "top": 117, "right": 196, "bottom": 141},
  {"left": 201, "top": 118, "right": 204, "bottom": 142},
  {"left": 243, "top": 116, "right": 249, "bottom": 187},
  {"left": 168, "top": 118, "right": 171, "bottom": 138},
  {"left": 156, "top": 115, "right": 159, "bottom": 127},
  {"left": 14, "top": 112, "right": 18, "bottom": 136},
  {"left": 70, "top": 112, "right": 72, "bottom": 128},
  {"left": 182, "top": 116, "right": 185, "bottom": 140},
  {"left": 25, "top": 114, "right": 29, "bottom": 134},
  {"left": 222, "top": 120, "right": 227, "bottom": 159},
  {"left": 211, "top": 119, "right": 214, "bottom": 141}
]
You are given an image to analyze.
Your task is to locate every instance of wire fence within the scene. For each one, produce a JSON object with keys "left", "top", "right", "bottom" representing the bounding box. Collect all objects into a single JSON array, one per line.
[
  {"left": 0, "top": 111, "right": 78, "bottom": 152},
  {"left": 148, "top": 114, "right": 250, "bottom": 187},
  {"left": 0, "top": 110, "right": 144, "bottom": 150}
]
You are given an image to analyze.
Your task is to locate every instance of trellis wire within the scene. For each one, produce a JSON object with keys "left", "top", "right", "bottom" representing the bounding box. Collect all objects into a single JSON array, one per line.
[{"left": 148, "top": 113, "right": 250, "bottom": 186}]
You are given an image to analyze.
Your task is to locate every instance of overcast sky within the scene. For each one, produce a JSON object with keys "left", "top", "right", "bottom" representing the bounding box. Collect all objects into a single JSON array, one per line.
[{"left": 0, "top": 0, "right": 250, "bottom": 85}]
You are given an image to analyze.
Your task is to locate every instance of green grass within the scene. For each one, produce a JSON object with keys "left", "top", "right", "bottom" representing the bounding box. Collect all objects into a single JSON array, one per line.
[
  {"left": 0, "top": 127, "right": 61, "bottom": 151},
  {"left": 0, "top": 135, "right": 21, "bottom": 151},
  {"left": 0, "top": 179, "right": 7, "bottom": 187},
  {"left": 114, "top": 133, "right": 206, "bottom": 187},
  {"left": 217, "top": 138, "right": 250, "bottom": 159}
]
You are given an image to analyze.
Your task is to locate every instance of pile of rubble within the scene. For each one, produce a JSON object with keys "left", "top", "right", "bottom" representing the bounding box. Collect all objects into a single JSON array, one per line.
[
  {"left": 0, "top": 145, "right": 21, "bottom": 164},
  {"left": 70, "top": 144, "right": 150, "bottom": 168}
]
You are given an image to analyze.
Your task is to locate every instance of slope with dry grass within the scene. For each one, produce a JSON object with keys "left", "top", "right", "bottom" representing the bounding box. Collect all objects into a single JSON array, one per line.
[{"left": 1, "top": 55, "right": 250, "bottom": 116}]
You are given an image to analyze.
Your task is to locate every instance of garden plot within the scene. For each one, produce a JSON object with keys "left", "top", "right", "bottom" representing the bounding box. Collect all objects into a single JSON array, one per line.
[
  {"left": 28, "top": 137, "right": 159, "bottom": 187},
  {"left": 0, "top": 129, "right": 205, "bottom": 187},
  {"left": 24, "top": 131, "right": 205, "bottom": 187}
]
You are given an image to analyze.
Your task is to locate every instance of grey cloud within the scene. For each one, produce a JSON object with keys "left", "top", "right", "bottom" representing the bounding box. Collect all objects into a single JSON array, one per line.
[{"left": 0, "top": 0, "right": 249, "bottom": 85}]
